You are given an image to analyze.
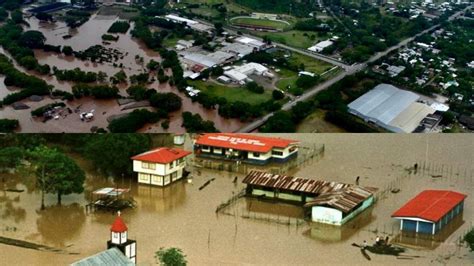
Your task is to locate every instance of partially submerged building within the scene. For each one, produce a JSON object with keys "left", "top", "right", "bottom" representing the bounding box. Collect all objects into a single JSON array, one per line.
[
  {"left": 242, "top": 171, "right": 377, "bottom": 226},
  {"left": 392, "top": 190, "right": 467, "bottom": 235},
  {"left": 348, "top": 84, "right": 437, "bottom": 133},
  {"left": 131, "top": 147, "right": 191, "bottom": 186},
  {"left": 194, "top": 133, "right": 298, "bottom": 165},
  {"left": 72, "top": 213, "right": 136, "bottom": 265}
]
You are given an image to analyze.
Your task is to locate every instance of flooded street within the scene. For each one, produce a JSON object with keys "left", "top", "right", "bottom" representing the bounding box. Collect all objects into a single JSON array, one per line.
[
  {"left": 0, "top": 15, "right": 247, "bottom": 132},
  {"left": 0, "top": 134, "right": 473, "bottom": 265}
]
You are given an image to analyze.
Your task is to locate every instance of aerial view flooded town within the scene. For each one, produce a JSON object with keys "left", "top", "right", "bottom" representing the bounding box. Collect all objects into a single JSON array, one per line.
[
  {"left": 0, "top": 0, "right": 473, "bottom": 265},
  {"left": 0, "top": 133, "right": 473, "bottom": 265},
  {"left": 0, "top": 0, "right": 472, "bottom": 133}
]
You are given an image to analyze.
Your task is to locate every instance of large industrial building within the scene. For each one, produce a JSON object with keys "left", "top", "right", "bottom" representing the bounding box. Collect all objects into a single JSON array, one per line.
[{"left": 348, "top": 84, "right": 437, "bottom": 133}]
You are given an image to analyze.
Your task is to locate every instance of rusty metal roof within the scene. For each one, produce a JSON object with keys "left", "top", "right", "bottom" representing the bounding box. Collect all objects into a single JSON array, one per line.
[{"left": 242, "top": 171, "right": 377, "bottom": 213}]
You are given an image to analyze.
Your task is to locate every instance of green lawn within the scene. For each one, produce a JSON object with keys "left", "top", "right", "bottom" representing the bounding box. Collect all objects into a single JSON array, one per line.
[
  {"left": 288, "top": 53, "right": 334, "bottom": 74},
  {"left": 255, "top": 30, "right": 324, "bottom": 49},
  {"left": 188, "top": 80, "right": 273, "bottom": 105},
  {"left": 162, "top": 34, "right": 194, "bottom": 48},
  {"left": 230, "top": 17, "right": 290, "bottom": 30}
]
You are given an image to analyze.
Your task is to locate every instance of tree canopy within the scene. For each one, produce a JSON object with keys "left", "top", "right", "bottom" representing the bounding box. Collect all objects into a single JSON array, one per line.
[{"left": 155, "top": 247, "right": 187, "bottom": 266}]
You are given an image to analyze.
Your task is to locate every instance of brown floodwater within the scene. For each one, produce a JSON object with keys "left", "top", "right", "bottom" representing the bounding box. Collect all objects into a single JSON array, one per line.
[
  {"left": 0, "top": 15, "right": 247, "bottom": 132},
  {"left": 0, "top": 134, "right": 473, "bottom": 265}
]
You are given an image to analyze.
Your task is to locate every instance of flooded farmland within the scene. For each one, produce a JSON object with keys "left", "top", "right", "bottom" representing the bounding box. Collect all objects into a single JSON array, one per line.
[
  {"left": 0, "top": 14, "right": 247, "bottom": 132},
  {"left": 0, "top": 134, "right": 473, "bottom": 265}
]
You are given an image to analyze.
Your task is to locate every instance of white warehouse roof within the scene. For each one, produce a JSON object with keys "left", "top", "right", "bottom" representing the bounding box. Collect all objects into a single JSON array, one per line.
[{"left": 348, "top": 84, "right": 435, "bottom": 133}]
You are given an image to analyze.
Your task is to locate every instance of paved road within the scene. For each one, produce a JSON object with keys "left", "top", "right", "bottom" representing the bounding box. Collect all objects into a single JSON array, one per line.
[{"left": 235, "top": 6, "right": 472, "bottom": 133}]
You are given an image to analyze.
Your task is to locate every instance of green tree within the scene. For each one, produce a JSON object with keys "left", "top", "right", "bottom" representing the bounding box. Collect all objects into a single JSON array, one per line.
[
  {"left": 155, "top": 247, "right": 187, "bottom": 266},
  {"left": 19, "top": 31, "right": 46, "bottom": 49},
  {"left": 0, "top": 147, "right": 24, "bottom": 171},
  {"left": 260, "top": 111, "right": 296, "bottom": 132},
  {"left": 29, "top": 146, "right": 86, "bottom": 209},
  {"left": 82, "top": 134, "right": 152, "bottom": 175},
  {"left": 150, "top": 92, "right": 182, "bottom": 113},
  {"left": 62, "top": 46, "right": 74, "bottom": 56}
]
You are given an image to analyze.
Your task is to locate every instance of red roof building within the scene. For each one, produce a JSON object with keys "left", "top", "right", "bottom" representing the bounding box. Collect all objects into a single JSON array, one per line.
[
  {"left": 392, "top": 190, "right": 466, "bottom": 235},
  {"left": 194, "top": 133, "right": 299, "bottom": 165},
  {"left": 195, "top": 133, "right": 298, "bottom": 153},
  {"left": 111, "top": 215, "right": 128, "bottom": 233},
  {"left": 131, "top": 147, "right": 191, "bottom": 187},
  {"left": 131, "top": 148, "right": 191, "bottom": 164}
]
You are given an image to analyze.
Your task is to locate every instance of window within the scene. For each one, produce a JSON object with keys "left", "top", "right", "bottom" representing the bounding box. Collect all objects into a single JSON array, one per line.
[
  {"left": 169, "top": 161, "right": 174, "bottom": 169},
  {"left": 253, "top": 152, "right": 260, "bottom": 157},
  {"left": 142, "top": 162, "right": 155, "bottom": 170},
  {"left": 272, "top": 150, "right": 283, "bottom": 156},
  {"left": 139, "top": 173, "right": 150, "bottom": 182}
]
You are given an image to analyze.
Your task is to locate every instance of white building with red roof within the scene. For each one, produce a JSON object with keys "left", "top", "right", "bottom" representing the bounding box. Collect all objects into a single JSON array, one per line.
[
  {"left": 194, "top": 133, "right": 299, "bottom": 165},
  {"left": 131, "top": 147, "right": 191, "bottom": 186},
  {"left": 391, "top": 190, "right": 466, "bottom": 235}
]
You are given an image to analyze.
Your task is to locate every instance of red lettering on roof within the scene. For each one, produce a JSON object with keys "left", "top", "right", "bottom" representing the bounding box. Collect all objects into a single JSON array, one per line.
[{"left": 195, "top": 133, "right": 298, "bottom": 153}]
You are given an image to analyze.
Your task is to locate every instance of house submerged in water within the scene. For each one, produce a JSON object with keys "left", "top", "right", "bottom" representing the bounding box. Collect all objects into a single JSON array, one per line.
[
  {"left": 193, "top": 133, "right": 299, "bottom": 165},
  {"left": 242, "top": 171, "right": 377, "bottom": 226},
  {"left": 392, "top": 190, "right": 467, "bottom": 235}
]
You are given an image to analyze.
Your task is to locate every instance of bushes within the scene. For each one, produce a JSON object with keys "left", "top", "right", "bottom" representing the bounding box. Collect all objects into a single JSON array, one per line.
[
  {"left": 245, "top": 81, "right": 264, "bottom": 94},
  {"left": 108, "top": 21, "right": 131, "bottom": 33},
  {"left": 108, "top": 109, "right": 163, "bottom": 133},
  {"left": 464, "top": 229, "right": 474, "bottom": 251},
  {"left": 181, "top": 112, "right": 218, "bottom": 133},
  {"left": 54, "top": 68, "right": 106, "bottom": 83},
  {"left": 101, "top": 34, "right": 119, "bottom": 41},
  {"left": 295, "top": 75, "right": 320, "bottom": 90},
  {"left": 72, "top": 84, "right": 119, "bottom": 99},
  {"left": 260, "top": 111, "right": 296, "bottom": 132},
  {"left": 150, "top": 92, "right": 182, "bottom": 113},
  {"left": 0, "top": 54, "right": 52, "bottom": 104},
  {"left": 62, "top": 46, "right": 73, "bottom": 56},
  {"left": 272, "top": 90, "right": 285, "bottom": 100},
  {"left": 0, "top": 119, "right": 19, "bottom": 133}
]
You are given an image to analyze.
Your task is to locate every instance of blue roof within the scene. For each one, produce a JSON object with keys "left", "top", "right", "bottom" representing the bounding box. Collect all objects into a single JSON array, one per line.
[{"left": 71, "top": 248, "right": 133, "bottom": 266}]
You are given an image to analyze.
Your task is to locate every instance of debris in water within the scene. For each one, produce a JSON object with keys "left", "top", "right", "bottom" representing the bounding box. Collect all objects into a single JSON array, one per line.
[
  {"left": 199, "top": 178, "right": 215, "bottom": 190},
  {"left": 391, "top": 188, "right": 400, "bottom": 193}
]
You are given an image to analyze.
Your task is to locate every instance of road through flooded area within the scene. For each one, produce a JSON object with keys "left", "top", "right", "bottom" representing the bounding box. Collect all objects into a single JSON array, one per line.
[
  {"left": 0, "top": 134, "right": 473, "bottom": 265},
  {"left": 0, "top": 15, "right": 247, "bottom": 132}
]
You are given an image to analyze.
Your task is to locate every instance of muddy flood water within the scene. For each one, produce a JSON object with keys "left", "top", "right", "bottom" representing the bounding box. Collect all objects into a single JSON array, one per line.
[
  {"left": 1, "top": 134, "right": 474, "bottom": 265},
  {"left": 0, "top": 14, "right": 247, "bottom": 132}
]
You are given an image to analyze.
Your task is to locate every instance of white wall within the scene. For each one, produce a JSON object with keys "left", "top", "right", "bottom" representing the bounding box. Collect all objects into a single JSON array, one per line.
[
  {"left": 134, "top": 159, "right": 186, "bottom": 187},
  {"left": 247, "top": 151, "right": 272, "bottom": 161},
  {"left": 271, "top": 145, "right": 298, "bottom": 159},
  {"left": 311, "top": 206, "right": 343, "bottom": 225}
]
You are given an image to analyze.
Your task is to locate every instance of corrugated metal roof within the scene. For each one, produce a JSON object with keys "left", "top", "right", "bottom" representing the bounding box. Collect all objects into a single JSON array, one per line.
[
  {"left": 348, "top": 84, "right": 420, "bottom": 125},
  {"left": 243, "top": 171, "right": 377, "bottom": 213},
  {"left": 71, "top": 248, "right": 133, "bottom": 266},
  {"left": 391, "top": 190, "right": 467, "bottom": 222}
]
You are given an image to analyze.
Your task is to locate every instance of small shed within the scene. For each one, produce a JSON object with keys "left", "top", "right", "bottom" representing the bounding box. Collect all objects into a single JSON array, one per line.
[{"left": 391, "top": 190, "right": 467, "bottom": 235}]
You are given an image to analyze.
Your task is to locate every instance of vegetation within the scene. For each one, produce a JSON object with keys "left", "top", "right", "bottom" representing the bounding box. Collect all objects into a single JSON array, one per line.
[
  {"left": 0, "top": 119, "right": 19, "bottom": 133},
  {"left": 464, "top": 228, "right": 474, "bottom": 251},
  {"left": 108, "top": 21, "right": 131, "bottom": 33},
  {"left": 0, "top": 146, "right": 24, "bottom": 170},
  {"left": 155, "top": 247, "right": 187, "bottom": 266},
  {"left": 72, "top": 84, "right": 119, "bottom": 99},
  {"left": 260, "top": 111, "right": 296, "bottom": 132},
  {"left": 108, "top": 109, "right": 164, "bottom": 133},
  {"left": 0, "top": 54, "right": 52, "bottom": 105},
  {"left": 54, "top": 68, "right": 107, "bottom": 83},
  {"left": 237, "top": 0, "right": 314, "bottom": 17},
  {"left": 101, "top": 34, "right": 119, "bottom": 41},
  {"left": 150, "top": 92, "right": 183, "bottom": 113},
  {"left": 181, "top": 112, "right": 218, "bottom": 133},
  {"left": 82, "top": 134, "right": 152, "bottom": 175},
  {"left": 64, "top": 10, "right": 91, "bottom": 28},
  {"left": 29, "top": 146, "right": 86, "bottom": 209}
]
